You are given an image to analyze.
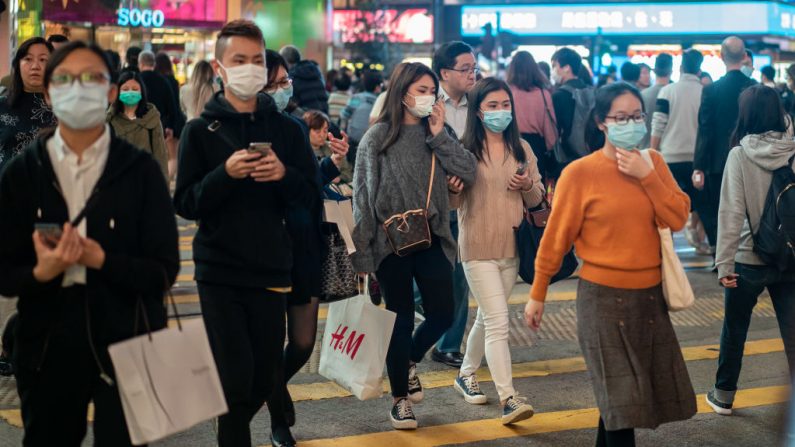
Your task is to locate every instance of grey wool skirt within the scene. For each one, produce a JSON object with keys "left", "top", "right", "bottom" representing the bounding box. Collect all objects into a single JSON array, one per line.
[{"left": 576, "top": 279, "right": 697, "bottom": 431}]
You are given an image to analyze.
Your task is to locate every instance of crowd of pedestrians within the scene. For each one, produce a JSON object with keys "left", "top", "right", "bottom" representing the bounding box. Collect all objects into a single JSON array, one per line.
[{"left": 0, "top": 18, "right": 793, "bottom": 447}]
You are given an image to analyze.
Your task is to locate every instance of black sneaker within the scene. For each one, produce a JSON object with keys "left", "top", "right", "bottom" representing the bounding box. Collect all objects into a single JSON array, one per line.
[
  {"left": 706, "top": 390, "right": 733, "bottom": 415},
  {"left": 454, "top": 374, "right": 487, "bottom": 405},
  {"left": 407, "top": 363, "right": 423, "bottom": 403},
  {"left": 270, "top": 426, "right": 296, "bottom": 447},
  {"left": 502, "top": 396, "right": 534, "bottom": 425},
  {"left": 390, "top": 398, "right": 417, "bottom": 430}
]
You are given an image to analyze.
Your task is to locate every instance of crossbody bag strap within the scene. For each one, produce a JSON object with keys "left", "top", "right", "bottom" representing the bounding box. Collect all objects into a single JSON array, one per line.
[
  {"left": 540, "top": 89, "right": 559, "bottom": 138},
  {"left": 425, "top": 155, "right": 436, "bottom": 210}
]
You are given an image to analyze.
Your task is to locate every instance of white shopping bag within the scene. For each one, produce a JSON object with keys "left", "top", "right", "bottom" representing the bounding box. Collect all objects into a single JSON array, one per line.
[
  {"left": 324, "top": 199, "right": 356, "bottom": 254},
  {"left": 319, "top": 289, "right": 396, "bottom": 400},
  {"left": 108, "top": 318, "right": 228, "bottom": 445}
]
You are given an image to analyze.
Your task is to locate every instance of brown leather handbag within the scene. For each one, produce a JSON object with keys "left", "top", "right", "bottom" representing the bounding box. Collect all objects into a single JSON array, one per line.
[{"left": 382, "top": 156, "right": 436, "bottom": 257}]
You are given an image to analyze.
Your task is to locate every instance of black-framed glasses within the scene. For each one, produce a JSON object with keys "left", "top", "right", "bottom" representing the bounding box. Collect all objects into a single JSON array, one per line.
[
  {"left": 605, "top": 113, "right": 647, "bottom": 125},
  {"left": 50, "top": 72, "right": 110, "bottom": 87},
  {"left": 273, "top": 77, "right": 293, "bottom": 90},
  {"left": 447, "top": 66, "right": 480, "bottom": 76}
]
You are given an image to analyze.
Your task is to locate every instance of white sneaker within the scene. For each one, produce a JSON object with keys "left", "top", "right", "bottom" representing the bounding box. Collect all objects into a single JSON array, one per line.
[
  {"left": 454, "top": 374, "right": 488, "bottom": 405},
  {"left": 407, "top": 363, "right": 424, "bottom": 404}
]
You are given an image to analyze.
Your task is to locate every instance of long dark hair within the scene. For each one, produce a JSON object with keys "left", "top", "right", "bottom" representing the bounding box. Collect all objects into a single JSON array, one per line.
[
  {"left": 112, "top": 71, "right": 150, "bottom": 118},
  {"left": 462, "top": 78, "right": 526, "bottom": 165},
  {"left": 377, "top": 62, "right": 439, "bottom": 152},
  {"left": 584, "top": 82, "right": 645, "bottom": 152},
  {"left": 506, "top": 51, "right": 547, "bottom": 91},
  {"left": 8, "top": 37, "right": 53, "bottom": 109},
  {"left": 154, "top": 52, "right": 174, "bottom": 77},
  {"left": 731, "top": 85, "right": 787, "bottom": 147}
]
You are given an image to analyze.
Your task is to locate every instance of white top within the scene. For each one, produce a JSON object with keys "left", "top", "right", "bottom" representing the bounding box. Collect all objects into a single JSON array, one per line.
[
  {"left": 369, "top": 91, "right": 388, "bottom": 120},
  {"left": 439, "top": 84, "right": 468, "bottom": 138},
  {"left": 46, "top": 125, "right": 111, "bottom": 286}
]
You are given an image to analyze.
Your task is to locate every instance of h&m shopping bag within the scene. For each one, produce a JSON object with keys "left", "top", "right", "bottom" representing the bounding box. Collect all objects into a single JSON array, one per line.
[
  {"left": 319, "top": 285, "right": 396, "bottom": 400},
  {"left": 108, "top": 301, "right": 227, "bottom": 445}
]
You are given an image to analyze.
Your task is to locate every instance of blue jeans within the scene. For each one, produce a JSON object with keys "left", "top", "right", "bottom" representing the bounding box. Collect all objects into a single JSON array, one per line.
[{"left": 715, "top": 263, "right": 795, "bottom": 400}]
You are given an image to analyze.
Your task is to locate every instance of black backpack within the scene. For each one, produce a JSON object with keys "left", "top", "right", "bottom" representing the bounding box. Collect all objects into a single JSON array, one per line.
[{"left": 753, "top": 155, "right": 795, "bottom": 271}]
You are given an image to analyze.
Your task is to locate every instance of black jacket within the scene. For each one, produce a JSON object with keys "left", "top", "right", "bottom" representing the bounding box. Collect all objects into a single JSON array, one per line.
[
  {"left": 551, "top": 78, "right": 588, "bottom": 155},
  {"left": 174, "top": 92, "right": 319, "bottom": 289},
  {"left": 140, "top": 70, "right": 179, "bottom": 132},
  {"left": 695, "top": 70, "right": 756, "bottom": 175},
  {"left": 290, "top": 60, "right": 329, "bottom": 114},
  {"left": 0, "top": 132, "right": 179, "bottom": 369}
]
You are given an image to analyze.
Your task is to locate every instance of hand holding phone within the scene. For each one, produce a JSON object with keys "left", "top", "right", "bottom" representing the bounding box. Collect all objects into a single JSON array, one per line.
[
  {"left": 34, "top": 223, "right": 62, "bottom": 248},
  {"left": 248, "top": 142, "right": 273, "bottom": 157},
  {"left": 32, "top": 223, "right": 83, "bottom": 282}
]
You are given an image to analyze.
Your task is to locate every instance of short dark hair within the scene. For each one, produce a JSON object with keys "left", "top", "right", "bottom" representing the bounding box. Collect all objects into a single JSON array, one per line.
[
  {"left": 112, "top": 70, "right": 150, "bottom": 118},
  {"left": 761, "top": 65, "right": 776, "bottom": 82},
  {"left": 46, "top": 34, "right": 68, "bottom": 45},
  {"left": 732, "top": 85, "right": 786, "bottom": 146},
  {"left": 215, "top": 20, "right": 265, "bottom": 61},
  {"left": 620, "top": 62, "right": 641, "bottom": 82},
  {"left": 585, "top": 82, "right": 645, "bottom": 152},
  {"left": 303, "top": 110, "right": 330, "bottom": 131},
  {"left": 551, "top": 47, "right": 582, "bottom": 75},
  {"left": 507, "top": 51, "right": 547, "bottom": 91},
  {"left": 682, "top": 49, "right": 704, "bottom": 75},
  {"left": 654, "top": 54, "right": 674, "bottom": 77},
  {"left": 125, "top": 46, "right": 141, "bottom": 70},
  {"left": 45, "top": 41, "right": 115, "bottom": 87},
  {"left": 362, "top": 70, "right": 383, "bottom": 93},
  {"left": 745, "top": 49, "right": 754, "bottom": 65},
  {"left": 432, "top": 41, "right": 474, "bottom": 78},
  {"left": 334, "top": 74, "right": 352, "bottom": 91},
  {"left": 8, "top": 37, "right": 53, "bottom": 109}
]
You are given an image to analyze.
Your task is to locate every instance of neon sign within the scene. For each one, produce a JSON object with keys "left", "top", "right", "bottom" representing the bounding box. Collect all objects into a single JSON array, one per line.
[{"left": 118, "top": 8, "right": 166, "bottom": 28}]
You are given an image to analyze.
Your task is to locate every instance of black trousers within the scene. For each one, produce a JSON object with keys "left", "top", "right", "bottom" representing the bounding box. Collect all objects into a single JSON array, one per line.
[
  {"left": 376, "top": 238, "right": 454, "bottom": 398},
  {"left": 198, "top": 283, "right": 287, "bottom": 447},
  {"left": 696, "top": 173, "right": 723, "bottom": 247},
  {"left": 15, "top": 287, "right": 135, "bottom": 447},
  {"left": 667, "top": 162, "right": 697, "bottom": 212},
  {"left": 521, "top": 132, "right": 552, "bottom": 185}
]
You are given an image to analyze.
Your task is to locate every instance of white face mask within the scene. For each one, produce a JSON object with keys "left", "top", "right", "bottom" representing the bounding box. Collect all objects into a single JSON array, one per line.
[
  {"left": 551, "top": 69, "right": 563, "bottom": 86},
  {"left": 49, "top": 82, "right": 109, "bottom": 130},
  {"left": 404, "top": 94, "right": 435, "bottom": 118},
  {"left": 219, "top": 63, "right": 267, "bottom": 101}
]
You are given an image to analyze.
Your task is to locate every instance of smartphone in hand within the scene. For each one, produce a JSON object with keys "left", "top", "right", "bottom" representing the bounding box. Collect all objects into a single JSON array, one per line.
[
  {"left": 34, "top": 223, "right": 62, "bottom": 248},
  {"left": 248, "top": 142, "right": 273, "bottom": 157},
  {"left": 516, "top": 161, "right": 528, "bottom": 175}
]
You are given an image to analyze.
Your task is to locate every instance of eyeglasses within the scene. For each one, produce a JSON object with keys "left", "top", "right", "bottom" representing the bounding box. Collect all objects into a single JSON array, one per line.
[
  {"left": 605, "top": 113, "right": 647, "bottom": 125},
  {"left": 272, "top": 77, "right": 293, "bottom": 90},
  {"left": 447, "top": 66, "right": 480, "bottom": 76},
  {"left": 50, "top": 72, "right": 110, "bottom": 87}
]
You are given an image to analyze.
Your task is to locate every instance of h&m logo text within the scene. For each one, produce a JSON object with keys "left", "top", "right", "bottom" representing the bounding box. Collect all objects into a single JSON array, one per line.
[{"left": 329, "top": 325, "right": 365, "bottom": 360}]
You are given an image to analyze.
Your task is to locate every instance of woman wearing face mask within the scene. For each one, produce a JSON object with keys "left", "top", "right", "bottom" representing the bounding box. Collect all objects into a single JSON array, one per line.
[
  {"left": 180, "top": 60, "right": 217, "bottom": 121},
  {"left": 0, "top": 37, "right": 57, "bottom": 173},
  {"left": 451, "top": 78, "right": 543, "bottom": 424},
  {"left": 352, "top": 62, "right": 477, "bottom": 430},
  {"left": 107, "top": 71, "right": 168, "bottom": 178},
  {"left": 524, "top": 82, "right": 695, "bottom": 446},
  {"left": 0, "top": 41, "right": 179, "bottom": 446}
]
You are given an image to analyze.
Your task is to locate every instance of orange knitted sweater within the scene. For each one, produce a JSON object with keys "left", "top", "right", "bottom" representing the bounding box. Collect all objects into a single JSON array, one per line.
[{"left": 529, "top": 149, "right": 690, "bottom": 302}]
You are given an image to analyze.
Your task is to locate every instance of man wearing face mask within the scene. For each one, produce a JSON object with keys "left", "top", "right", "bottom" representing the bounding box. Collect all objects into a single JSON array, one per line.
[
  {"left": 694, "top": 36, "right": 756, "bottom": 258},
  {"left": 174, "top": 20, "right": 319, "bottom": 447},
  {"left": 551, "top": 47, "right": 595, "bottom": 171}
]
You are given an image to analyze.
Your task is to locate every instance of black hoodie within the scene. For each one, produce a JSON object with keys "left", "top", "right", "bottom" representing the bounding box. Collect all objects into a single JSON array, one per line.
[
  {"left": 174, "top": 92, "right": 319, "bottom": 289},
  {"left": 290, "top": 60, "right": 329, "bottom": 114},
  {"left": 0, "top": 131, "right": 179, "bottom": 369}
]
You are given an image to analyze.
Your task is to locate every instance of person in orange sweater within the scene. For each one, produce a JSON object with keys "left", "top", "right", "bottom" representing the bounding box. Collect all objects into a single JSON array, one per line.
[{"left": 524, "top": 82, "right": 697, "bottom": 446}]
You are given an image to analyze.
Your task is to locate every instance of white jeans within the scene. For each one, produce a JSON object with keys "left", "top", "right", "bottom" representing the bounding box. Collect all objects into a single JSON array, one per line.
[{"left": 460, "top": 258, "right": 519, "bottom": 402}]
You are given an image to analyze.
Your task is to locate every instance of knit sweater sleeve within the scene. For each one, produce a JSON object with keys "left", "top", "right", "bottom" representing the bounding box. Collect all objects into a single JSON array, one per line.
[
  {"left": 427, "top": 129, "right": 478, "bottom": 186},
  {"left": 529, "top": 165, "right": 586, "bottom": 302},
  {"left": 640, "top": 150, "right": 691, "bottom": 231},
  {"left": 715, "top": 149, "right": 746, "bottom": 279},
  {"left": 350, "top": 128, "right": 381, "bottom": 273}
]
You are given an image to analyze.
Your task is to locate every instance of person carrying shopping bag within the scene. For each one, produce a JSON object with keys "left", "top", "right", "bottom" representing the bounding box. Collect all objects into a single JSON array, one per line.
[
  {"left": 449, "top": 77, "right": 545, "bottom": 424},
  {"left": 524, "top": 82, "right": 696, "bottom": 446}
]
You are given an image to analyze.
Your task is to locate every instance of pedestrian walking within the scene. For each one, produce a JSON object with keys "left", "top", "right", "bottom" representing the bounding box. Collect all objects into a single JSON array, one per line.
[
  {"left": 452, "top": 78, "right": 544, "bottom": 424},
  {"left": 550, "top": 47, "right": 595, "bottom": 169},
  {"left": 694, "top": 36, "right": 756, "bottom": 254},
  {"left": 640, "top": 53, "right": 673, "bottom": 148},
  {"left": 280, "top": 45, "right": 328, "bottom": 113},
  {"left": 0, "top": 41, "right": 179, "bottom": 446},
  {"left": 707, "top": 85, "right": 795, "bottom": 416},
  {"left": 107, "top": 70, "right": 168, "bottom": 178},
  {"left": 507, "top": 51, "right": 557, "bottom": 184},
  {"left": 174, "top": 21, "right": 318, "bottom": 447},
  {"left": 525, "top": 82, "right": 696, "bottom": 446},
  {"left": 327, "top": 73, "right": 351, "bottom": 126},
  {"left": 429, "top": 41, "right": 478, "bottom": 368},
  {"left": 351, "top": 62, "right": 477, "bottom": 430},
  {"left": 0, "top": 37, "right": 57, "bottom": 173}
]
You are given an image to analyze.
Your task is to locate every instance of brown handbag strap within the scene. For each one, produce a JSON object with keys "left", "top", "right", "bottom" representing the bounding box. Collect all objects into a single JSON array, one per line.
[{"left": 426, "top": 155, "right": 436, "bottom": 210}]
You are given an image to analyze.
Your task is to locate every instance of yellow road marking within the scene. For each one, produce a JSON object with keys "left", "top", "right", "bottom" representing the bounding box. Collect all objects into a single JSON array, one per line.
[
  {"left": 180, "top": 260, "right": 193, "bottom": 267},
  {"left": 294, "top": 385, "right": 789, "bottom": 447},
  {"left": 176, "top": 274, "right": 194, "bottom": 283},
  {"left": 287, "top": 338, "right": 784, "bottom": 403}
]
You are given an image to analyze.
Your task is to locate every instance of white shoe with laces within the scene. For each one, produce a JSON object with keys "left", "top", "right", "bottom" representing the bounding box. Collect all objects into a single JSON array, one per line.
[{"left": 502, "top": 395, "right": 535, "bottom": 425}]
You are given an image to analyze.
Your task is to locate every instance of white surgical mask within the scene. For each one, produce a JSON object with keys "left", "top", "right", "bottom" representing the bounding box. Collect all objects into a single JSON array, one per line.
[
  {"left": 49, "top": 82, "right": 109, "bottom": 130},
  {"left": 740, "top": 65, "right": 754, "bottom": 78},
  {"left": 404, "top": 94, "right": 435, "bottom": 118},
  {"left": 219, "top": 63, "right": 267, "bottom": 101},
  {"left": 551, "top": 69, "right": 563, "bottom": 86}
]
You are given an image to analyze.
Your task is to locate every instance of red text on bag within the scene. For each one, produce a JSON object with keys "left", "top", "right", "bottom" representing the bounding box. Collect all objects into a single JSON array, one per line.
[{"left": 329, "top": 325, "right": 365, "bottom": 360}]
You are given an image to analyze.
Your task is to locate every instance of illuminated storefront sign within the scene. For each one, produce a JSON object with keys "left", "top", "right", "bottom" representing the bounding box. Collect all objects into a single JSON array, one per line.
[
  {"left": 43, "top": 0, "right": 226, "bottom": 28},
  {"left": 461, "top": 2, "right": 795, "bottom": 37},
  {"left": 117, "top": 8, "right": 166, "bottom": 28},
  {"left": 333, "top": 9, "right": 433, "bottom": 44}
]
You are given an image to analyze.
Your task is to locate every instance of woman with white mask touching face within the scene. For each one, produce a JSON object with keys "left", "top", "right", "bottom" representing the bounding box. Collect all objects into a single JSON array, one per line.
[
  {"left": 0, "top": 41, "right": 179, "bottom": 447},
  {"left": 351, "top": 62, "right": 477, "bottom": 431}
]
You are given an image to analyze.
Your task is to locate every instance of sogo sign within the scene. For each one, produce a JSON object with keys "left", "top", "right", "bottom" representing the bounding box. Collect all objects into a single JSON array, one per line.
[{"left": 117, "top": 8, "right": 166, "bottom": 28}]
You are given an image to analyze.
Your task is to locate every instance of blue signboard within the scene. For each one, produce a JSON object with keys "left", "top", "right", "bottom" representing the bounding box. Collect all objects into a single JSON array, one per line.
[{"left": 461, "top": 2, "right": 795, "bottom": 37}]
